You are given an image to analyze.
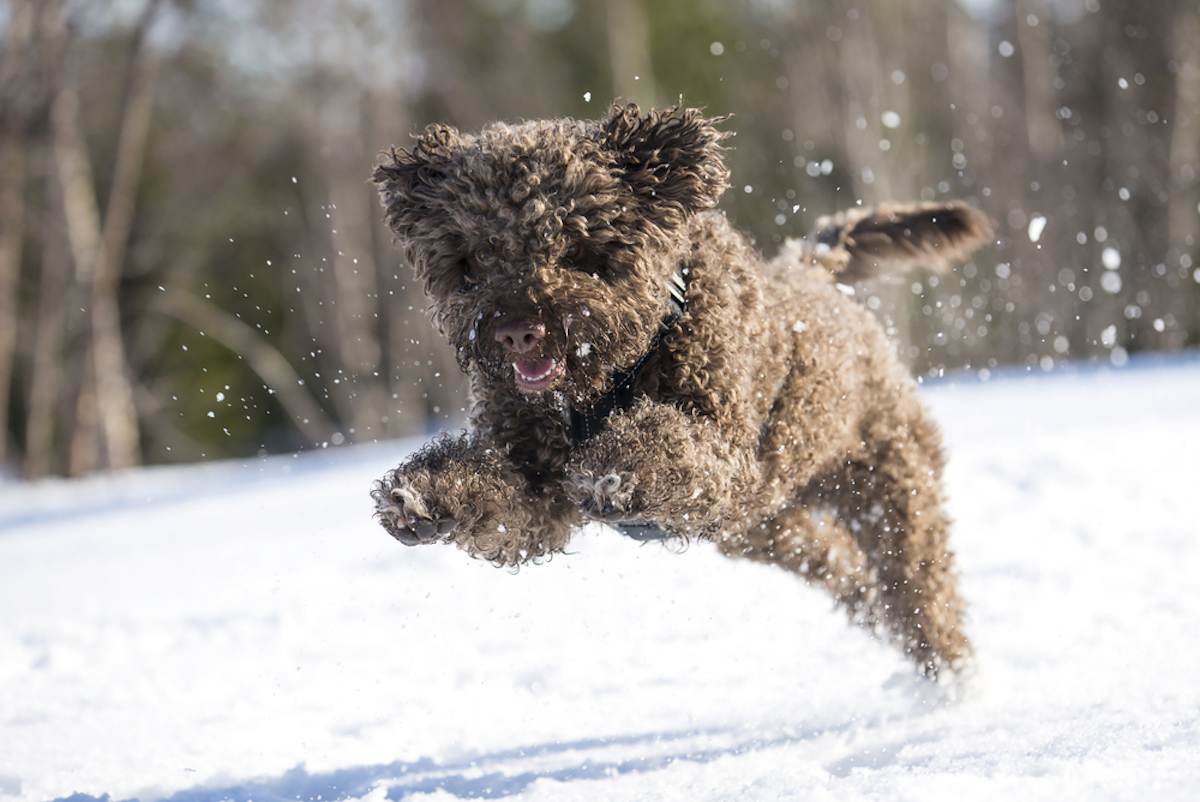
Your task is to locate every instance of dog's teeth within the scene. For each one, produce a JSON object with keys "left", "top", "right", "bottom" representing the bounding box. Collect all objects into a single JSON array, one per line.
[{"left": 514, "top": 361, "right": 560, "bottom": 381}]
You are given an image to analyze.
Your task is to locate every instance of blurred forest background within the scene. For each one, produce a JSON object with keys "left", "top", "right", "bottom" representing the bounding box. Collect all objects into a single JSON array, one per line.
[{"left": 0, "top": 0, "right": 1197, "bottom": 479}]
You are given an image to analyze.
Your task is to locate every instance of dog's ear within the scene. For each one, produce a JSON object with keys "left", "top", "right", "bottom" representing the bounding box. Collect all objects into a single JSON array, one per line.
[
  {"left": 601, "top": 103, "right": 730, "bottom": 228},
  {"left": 372, "top": 124, "right": 464, "bottom": 240}
]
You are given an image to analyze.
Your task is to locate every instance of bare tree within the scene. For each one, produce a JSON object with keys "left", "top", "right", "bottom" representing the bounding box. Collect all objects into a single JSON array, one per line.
[
  {"left": 2, "top": 0, "right": 1198, "bottom": 478},
  {"left": 1168, "top": 5, "right": 1200, "bottom": 345},
  {"left": 49, "top": 0, "right": 162, "bottom": 474},
  {"left": 0, "top": 0, "right": 38, "bottom": 473}
]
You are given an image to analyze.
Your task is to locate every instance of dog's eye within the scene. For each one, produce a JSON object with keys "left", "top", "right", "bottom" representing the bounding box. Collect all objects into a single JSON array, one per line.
[
  {"left": 474, "top": 247, "right": 496, "bottom": 266},
  {"left": 561, "top": 243, "right": 591, "bottom": 271},
  {"left": 460, "top": 251, "right": 488, "bottom": 289},
  {"left": 562, "top": 244, "right": 613, "bottom": 281}
]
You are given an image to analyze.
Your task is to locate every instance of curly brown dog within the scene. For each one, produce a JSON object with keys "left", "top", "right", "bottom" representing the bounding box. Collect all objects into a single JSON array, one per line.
[{"left": 371, "top": 103, "right": 992, "bottom": 679}]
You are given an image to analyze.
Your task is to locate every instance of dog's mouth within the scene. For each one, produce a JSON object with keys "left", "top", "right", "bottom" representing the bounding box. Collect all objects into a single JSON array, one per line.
[{"left": 512, "top": 358, "right": 566, "bottom": 391}]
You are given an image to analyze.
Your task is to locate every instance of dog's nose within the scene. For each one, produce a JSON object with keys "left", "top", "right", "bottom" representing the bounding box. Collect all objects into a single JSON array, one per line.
[{"left": 494, "top": 319, "right": 545, "bottom": 354}]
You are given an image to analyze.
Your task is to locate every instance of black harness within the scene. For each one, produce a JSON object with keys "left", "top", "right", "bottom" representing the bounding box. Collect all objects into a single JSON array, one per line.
[
  {"left": 566, "top": 266, "right": 688, "bottom": 542},
  {"left": 567, "top": 266, "right": 688, "bottom": 446}
]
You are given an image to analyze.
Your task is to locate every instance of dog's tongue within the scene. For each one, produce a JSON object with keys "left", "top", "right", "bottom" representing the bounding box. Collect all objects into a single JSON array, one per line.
[
  {"left": 515, "top": 359, "right": 555, "bottom": 380},
  {"left": 513, "top": 358, "right": 564, "bottom": 390}
]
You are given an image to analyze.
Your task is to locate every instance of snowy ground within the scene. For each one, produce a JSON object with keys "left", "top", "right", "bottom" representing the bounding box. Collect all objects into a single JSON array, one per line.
[{"left": 2, "top": 353, "right": 1198, "bottom": 802}]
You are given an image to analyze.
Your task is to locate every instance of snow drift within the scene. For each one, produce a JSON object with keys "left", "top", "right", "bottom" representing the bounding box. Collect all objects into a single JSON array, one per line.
[{"left": 1, "top": 354, "right": 1198, "bottom": 801}]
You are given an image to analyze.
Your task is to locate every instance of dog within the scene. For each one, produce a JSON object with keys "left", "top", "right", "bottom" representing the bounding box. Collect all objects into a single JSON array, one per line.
[{"left": 371, "top": 103, "right": 992, "bottom": 679}]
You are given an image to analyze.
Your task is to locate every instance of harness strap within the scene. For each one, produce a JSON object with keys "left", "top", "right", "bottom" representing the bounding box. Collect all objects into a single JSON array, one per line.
[{"left": 568, "top": 265, "right": 688, "bottom": 446}]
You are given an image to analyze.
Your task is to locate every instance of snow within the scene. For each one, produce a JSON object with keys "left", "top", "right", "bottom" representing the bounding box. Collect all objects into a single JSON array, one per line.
[{"left": 2, "top": 354, "right": 1199, "bottom": 802}]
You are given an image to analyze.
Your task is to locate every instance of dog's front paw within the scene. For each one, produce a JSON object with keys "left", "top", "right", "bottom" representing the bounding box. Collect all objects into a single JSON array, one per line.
[
  {"left": 371, "top": 474, "right": 457, "bottom": 546},
  {"left": 573, "top": 471, "right": 640, "bottom": 519}
]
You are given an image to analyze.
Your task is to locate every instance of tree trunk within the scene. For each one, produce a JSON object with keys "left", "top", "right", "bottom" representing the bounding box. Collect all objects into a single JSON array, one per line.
[
  {"left": 607, "top": 0, "right": 659, "bottom": 108},
  {"left": 0, "top": 136, "right": 24, "bottom": 474},
  {"left": 88, "top": 44, "right": 159, "bottom": 470},
  {"left": 52, "top": 1, "right": 161, "bottom": 475},
  {"left": 0, "top": 0, "right": 37, "bottom": 475},
  {"left": 1014, "top": 0, "right": 1064, "bottom": 163},
  {"left": 23, "top": 152, "right": 72, "bottom": 479},
  {"left": 50, "top": 86, "right": 105, "bottom": 476},
  {"left": 1168, "top": 7, "right": 1200, "bottom": 346}
]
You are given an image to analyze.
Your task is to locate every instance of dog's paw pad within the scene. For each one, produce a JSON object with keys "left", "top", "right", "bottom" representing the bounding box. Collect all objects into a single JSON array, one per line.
[{"left": 383, "top": 514, "right": 457, "bottom": 547}]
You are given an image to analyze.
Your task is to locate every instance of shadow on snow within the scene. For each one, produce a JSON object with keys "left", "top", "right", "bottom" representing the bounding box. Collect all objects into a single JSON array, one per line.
[{"left": 51, "top": 720, "right": 862, "bottom": 802}]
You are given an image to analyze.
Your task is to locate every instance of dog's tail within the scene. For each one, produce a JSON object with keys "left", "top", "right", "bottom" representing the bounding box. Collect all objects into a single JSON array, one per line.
[{"left": 797, "top": 201, "right": 993, "bottom": 283}]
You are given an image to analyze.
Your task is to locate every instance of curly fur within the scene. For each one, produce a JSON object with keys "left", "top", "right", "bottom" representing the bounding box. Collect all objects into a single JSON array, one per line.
[{"left": 371, "top": 103, "right": 993, "bottom": 679}]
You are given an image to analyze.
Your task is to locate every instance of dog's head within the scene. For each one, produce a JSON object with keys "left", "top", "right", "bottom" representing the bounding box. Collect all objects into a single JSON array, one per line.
[{"left": 373, "top": 103, "right": 729, "bottom": 406}]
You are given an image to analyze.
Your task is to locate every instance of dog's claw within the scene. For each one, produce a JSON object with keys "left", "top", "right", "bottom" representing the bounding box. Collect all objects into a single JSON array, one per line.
[
  {"left": 576, "top": 471, "right": 637, "bottom": 520},
  {"left": 373, "top": 476, "right": 456, "bottom": 546},
  {"left": 579, "top": 496, "right": 614, "bottom": 518}
]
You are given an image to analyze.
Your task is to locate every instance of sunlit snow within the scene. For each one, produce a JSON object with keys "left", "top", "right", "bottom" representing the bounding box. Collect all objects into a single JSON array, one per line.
[{"left": 1, "top": 355, "right": 1198, "bottom": 801}]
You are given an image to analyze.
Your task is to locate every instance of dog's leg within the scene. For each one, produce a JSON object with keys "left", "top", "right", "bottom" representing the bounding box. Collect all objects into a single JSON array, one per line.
[
  {"left": 816, "top": 436, "right": 972, "bottom": 678},
  {"left": 718, "top": 504, "right": 876, "bottom": 620},
  {"left": 373, "top": 432, "right": 580, "bottom": 565},
  {"left": 725, "top": 448, "right": 969, "bottom": 678},
  {"left": 566, "top": 398, "right": 760, "bottom": 539}
]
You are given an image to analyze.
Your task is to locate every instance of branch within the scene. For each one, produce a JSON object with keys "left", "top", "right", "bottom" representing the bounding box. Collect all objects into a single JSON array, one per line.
[{"left": 152, "top": 290, "right": 340, "bottom": 447}]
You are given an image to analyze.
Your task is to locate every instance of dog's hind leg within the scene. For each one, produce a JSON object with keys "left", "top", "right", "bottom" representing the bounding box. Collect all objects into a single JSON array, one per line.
[
  {"left": 818, "top": 434, "right": 972, "bottom": 678},
  {"left": 718, "top": 503, "right": 876, "bottom": 622},
  {"left": 723, "top": 436, "right": 970, "bottom": 678}
]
